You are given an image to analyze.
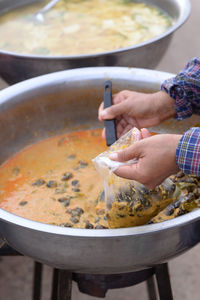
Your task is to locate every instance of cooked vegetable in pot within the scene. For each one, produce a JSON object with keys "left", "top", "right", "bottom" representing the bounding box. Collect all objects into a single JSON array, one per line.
[
  {"left": 150, "top": 173, "right": 200, "bottom": 223},
  {"left": 0, "top": 0, "right": 172, "bottom": 56}
]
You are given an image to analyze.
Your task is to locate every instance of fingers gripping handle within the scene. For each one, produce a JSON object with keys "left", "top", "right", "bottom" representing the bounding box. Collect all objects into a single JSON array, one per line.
[{"left": 104, "top": 81, "right": 117, "bottom": 146}]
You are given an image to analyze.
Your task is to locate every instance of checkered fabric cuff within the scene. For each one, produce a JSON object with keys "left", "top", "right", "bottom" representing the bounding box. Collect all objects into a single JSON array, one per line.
[
  {"left": 161, "top": 80, "right": 193, "bottom": 120},
  {"left": 176, "top": 127, "right": 200, "bottom": 176},
  {"left": 161, "top": 57, "right": 200, "bottom": 120}
]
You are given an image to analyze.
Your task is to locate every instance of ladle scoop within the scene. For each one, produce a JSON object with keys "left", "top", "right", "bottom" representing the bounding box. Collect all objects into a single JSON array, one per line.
[{"left": 35, "top": 0, "right": 60, "bottom": 23}]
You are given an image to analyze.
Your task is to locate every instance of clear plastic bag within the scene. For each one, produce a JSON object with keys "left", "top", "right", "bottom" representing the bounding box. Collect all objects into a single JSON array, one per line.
[{"left": 93, "top": 127, "right": 179, "bottom": 228}]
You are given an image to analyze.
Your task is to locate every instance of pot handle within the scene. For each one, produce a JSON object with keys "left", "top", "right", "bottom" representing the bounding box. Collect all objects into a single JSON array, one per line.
[{"left": 104, "top": 81, "right": 117, "bottom": 146}]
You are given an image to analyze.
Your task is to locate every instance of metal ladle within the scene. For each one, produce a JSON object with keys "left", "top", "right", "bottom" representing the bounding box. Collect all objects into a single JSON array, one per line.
[{"left": 35, "top": 0, "right": 60, "bottom": 23}]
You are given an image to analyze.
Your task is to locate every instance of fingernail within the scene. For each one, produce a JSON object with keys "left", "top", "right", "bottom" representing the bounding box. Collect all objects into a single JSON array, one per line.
[
  {"left": 100, "top": 110, "right": 107, "bottom": 118},
  {"left": 109, "top": 152, "right": 118, "bottom": 160}
]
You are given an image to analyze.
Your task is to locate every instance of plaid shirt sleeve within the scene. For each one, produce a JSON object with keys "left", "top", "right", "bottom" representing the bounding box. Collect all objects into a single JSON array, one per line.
[
  {"left": 161, "top": 57, "right": 200, "bottom": 120},
  {"left": 176, "top": 127, "right": 200, "bottom": 176}
]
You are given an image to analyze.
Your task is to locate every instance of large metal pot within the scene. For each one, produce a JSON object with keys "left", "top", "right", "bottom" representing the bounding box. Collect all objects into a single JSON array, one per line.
[
  {"left": 0, "top": 0, "right": 190, "bottom": 84},
  {"left": 0, "top": 67, "right": 200, "bottom": 274}
]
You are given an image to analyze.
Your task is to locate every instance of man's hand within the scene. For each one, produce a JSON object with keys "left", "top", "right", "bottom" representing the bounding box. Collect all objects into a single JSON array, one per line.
[
  {"left": 98, "top": 90, "right": 176, "bottom": 138},
  {"left": 110, "top": 133, "right": 181, "bottom": 189}
]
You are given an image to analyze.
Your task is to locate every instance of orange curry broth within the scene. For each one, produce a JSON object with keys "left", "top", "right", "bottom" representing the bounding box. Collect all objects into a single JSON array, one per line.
[{"left": 0, "top": 129, "right": 108, "bottom": 228}]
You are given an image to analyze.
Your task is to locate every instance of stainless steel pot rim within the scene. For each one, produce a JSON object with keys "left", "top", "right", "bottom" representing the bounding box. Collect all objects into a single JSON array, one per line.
[
  {"left": 0, "top": 206, "right": 200, "bottom": 238},
  {"left": 0, "top": 66, "right": 174, "bottom": 106},
  {"left": 0, "top": 66, "right": 175, "bottom": 112},
  {"left": 0, "top": 0, "right": 191, "bottom": 60}
]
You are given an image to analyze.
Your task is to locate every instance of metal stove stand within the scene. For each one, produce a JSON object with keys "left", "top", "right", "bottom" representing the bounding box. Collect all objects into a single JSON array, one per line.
[{"left": 0, "top": 242, "right": 173, "bottom": 300}]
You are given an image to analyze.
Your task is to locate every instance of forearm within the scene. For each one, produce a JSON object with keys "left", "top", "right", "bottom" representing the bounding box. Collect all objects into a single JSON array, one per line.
[
  {"left": 161, "top": 57, "right": 200, "bottom": 120},
  {"left": 176, "top": 127, "right": 200, "bottom": 176}
]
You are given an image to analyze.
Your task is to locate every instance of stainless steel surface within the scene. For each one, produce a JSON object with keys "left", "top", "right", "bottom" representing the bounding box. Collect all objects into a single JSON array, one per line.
[
  {"left": 0, "top": 0, "right": 191, "bottom": 84},
  {"left": 35, "top": 0, "right": 60, "bottom": 23},
  {"left": 0, "top": 67, "right": 200, "bottom": 274}
]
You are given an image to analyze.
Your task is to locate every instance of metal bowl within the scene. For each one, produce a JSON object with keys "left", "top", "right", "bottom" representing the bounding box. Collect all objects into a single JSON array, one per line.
[
  {"left": 0, "top": 67, "right": 200, "bottom": 274},
  {"left": 0, "top": 0, "right": 191, "bottom": 84}
]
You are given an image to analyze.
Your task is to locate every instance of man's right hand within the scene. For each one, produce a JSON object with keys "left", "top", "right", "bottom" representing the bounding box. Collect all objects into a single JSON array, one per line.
[{"left": 110, "top": 132, "right": 181, "bottom": 189}]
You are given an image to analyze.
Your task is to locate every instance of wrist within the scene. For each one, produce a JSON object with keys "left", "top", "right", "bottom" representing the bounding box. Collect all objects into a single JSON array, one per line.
[
  {"left": 152, "top": 91, "right": 176, "bottom": 123},
  {"left": 168, "top": 134, "right": 182, "bottom": 173}
]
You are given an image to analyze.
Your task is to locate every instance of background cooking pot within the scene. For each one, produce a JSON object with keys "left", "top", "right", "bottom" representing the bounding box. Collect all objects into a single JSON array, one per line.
[
  {"left": 0, "top": 0, "right": 191, "bottom": 84},
  {"left": 0, "top": 67, "right": 200, "bottom": 274}
]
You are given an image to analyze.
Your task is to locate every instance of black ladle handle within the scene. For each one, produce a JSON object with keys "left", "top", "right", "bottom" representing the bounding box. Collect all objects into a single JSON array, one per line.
[{"left": 104, "top": 81, "right": 117, "bottom": 146}]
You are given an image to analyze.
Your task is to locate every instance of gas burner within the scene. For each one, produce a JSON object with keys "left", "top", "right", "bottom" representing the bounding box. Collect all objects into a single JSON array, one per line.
[{"left": 0, "top": 243, "right": 173, "bottom": 300}]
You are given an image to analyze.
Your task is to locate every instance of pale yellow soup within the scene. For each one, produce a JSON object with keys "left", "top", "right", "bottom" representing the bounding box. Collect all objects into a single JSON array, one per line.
[{"left": 0, "top": 0, "right": 172, "bottom": 56}]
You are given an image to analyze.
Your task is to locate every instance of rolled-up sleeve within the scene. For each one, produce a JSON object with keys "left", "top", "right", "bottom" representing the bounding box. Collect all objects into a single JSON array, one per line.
[
  {"left": 176, "top": 127, "right": 200, "bottom": 176},
  {"left": 161, "top": 57, "right": 200, "bottom": 120}
]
